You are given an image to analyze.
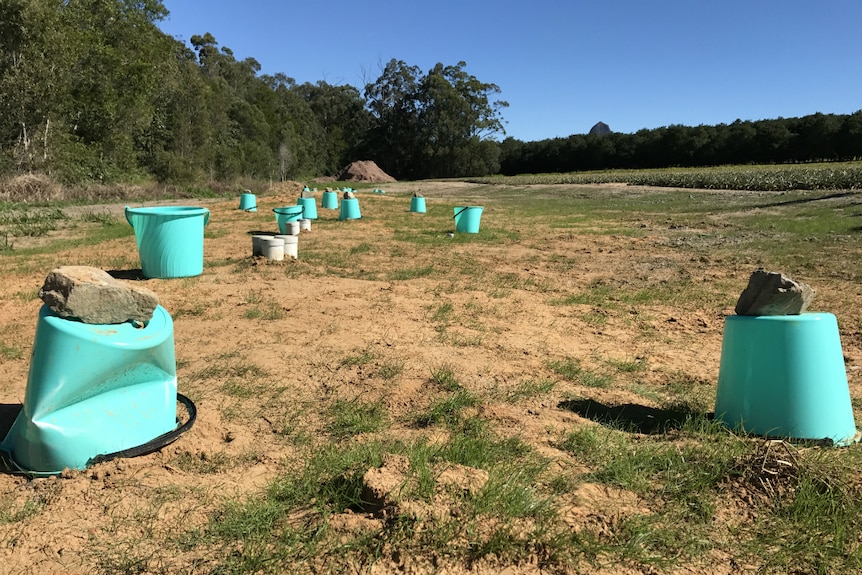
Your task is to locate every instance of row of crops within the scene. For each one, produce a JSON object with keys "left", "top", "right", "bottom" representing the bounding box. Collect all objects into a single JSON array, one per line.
[{"left": 468, "top": 162, "right": 862, "bottom": 191}]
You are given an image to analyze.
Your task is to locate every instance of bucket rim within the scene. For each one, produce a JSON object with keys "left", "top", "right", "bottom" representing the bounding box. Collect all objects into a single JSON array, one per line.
[
  {"left": 273, "top": 206, "right": 304, "bottom": 215},
  {"left": 125, "top": 206, "right": 209, "bottom": 216}
]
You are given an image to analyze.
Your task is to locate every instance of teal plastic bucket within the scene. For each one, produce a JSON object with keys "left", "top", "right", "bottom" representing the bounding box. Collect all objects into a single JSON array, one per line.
[
  {"left": 238, "top": 192, "right": 256, "bottom": 211},
  {"left": 322, "top": 190, "right": 339, "bottom": 209},
  {"left": 339, "top": 198, "right": 361, "bottom": 220},
  {"left": 297, "top": 196, "right": 318, "bottom": 219},
  {"left": 273, "top": 206, "right": 304, "bottom": 233},
  {"left": 125, "top": 206, "right": 210, "bottom": 279},
  {"left": 715, "top": 313, "right": 858, "bottom": 445},
  {"left": 410, "top": 197, "right": 426, "bottom": 213},
  {"left": 0, "top": 305, "right": 178, "bottom": 474},
  {"left": 454, "top": 206, "right": 483, "bottom": 233}
]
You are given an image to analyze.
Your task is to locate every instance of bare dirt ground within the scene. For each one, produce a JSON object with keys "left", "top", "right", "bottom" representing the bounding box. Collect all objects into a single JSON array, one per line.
[{"left": 0, "top": 181, "right": 859, "bottom": 574}]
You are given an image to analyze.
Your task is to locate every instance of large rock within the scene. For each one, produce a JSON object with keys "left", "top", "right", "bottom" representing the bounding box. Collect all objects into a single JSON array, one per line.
[
  {"left": 589, "top": 121, "right": 612, "bottom": 136},
  {"left": 39, "top": 266, "right": 159, "bottom": 324},
  {"left": 734, "top": 270, "right": 814, "bottom": 316}
]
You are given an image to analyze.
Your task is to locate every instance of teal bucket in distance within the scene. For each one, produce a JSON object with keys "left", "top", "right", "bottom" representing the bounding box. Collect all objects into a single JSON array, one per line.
[
  {"left": 238, "top": 192, "right": 256, "bottom": 211},
  {"left": 410, "top": 197, "right": 426, "bottom": 213},
  {"left": 0, "top": 305, "right": 178, "bottom": 475},
  {"left": 322, "top": 190, "right": 339, "bottom": 209},
  {"left": 715, "top": 313, "right": 858, "bottom": 445},
  {"left": 273, "top": 205, "right": 304, "bottom": 233},
  {"left": 125, "top": 206, "right": 210, "bottom": 279},
  {"left": 297, "top": 196, "right": 318, "bottom": 219},
  {"left": 339, "top": 198, "right": 361, "bottom": 220},
  {"left": 454, "top": 206, "right": 483, "bottom": 233}
]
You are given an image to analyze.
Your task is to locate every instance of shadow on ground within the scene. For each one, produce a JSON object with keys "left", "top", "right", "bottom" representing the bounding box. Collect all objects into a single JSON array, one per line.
[
  {"left": 107, "top": 269, "right": 146, "bottom": 281},
  {"left": 559, "top": 398, "right": 711, "bottom": 434}
]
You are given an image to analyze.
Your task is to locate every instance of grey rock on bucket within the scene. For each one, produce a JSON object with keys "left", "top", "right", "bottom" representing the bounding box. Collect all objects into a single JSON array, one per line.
[
  {"left": 734, "top": 270, "right": 815, "bottom": 316},
  {"left": 39, "top": 265, "right": 159, "bottom": 324}
]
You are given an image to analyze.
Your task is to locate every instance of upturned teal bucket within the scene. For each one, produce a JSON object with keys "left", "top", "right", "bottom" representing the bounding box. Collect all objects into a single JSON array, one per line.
[
  {"left": 0, "top": 305, "right": 178, "bottom": 474},
  {"left": 339, "top": 198, "right": 361, "bottom": 220},
  {"left": 322, "top": 190, "right": 338, "bottom": 209},
  {"left": 273, "top": 205, "right": 304, "bottom": 233},
  {"left": 454, "top": 206, "right": 483, "bottom": 233},
  {"left": 125, "top": 206, "right": 210, "bottom": 279},
  {"left": 715, "top": 313, "right": 858, "bottom": 445},
  {"left": 410, "top": 197, "right": 426, "bottom": 213},
  {"left": 297, "top": 196, "right": 318, "bottom": 219},
  {"left": 238, "top": 192, "right": 257, "bottom": 211}
]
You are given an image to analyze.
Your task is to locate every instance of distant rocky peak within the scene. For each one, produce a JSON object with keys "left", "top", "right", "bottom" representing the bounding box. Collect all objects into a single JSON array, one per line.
[{"left": 589, "top": 121, "right": 612, "bottom": 136}]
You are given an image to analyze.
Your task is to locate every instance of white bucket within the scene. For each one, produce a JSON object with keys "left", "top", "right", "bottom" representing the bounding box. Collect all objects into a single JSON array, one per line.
[
  {"left": 260, "top": 238, "right": 285, "bottom": 261},
  {"left": 282, "top": 235, "right": 299, "bottom": 259},
  {"left": 300, "top": 218, "right": 311, "bottom": 232},
  {"left": 283, "top": 220, "right": 300, "bottom": 235},
  {"left": 252, "top": 234, "right": 274, "bottom": 257}
]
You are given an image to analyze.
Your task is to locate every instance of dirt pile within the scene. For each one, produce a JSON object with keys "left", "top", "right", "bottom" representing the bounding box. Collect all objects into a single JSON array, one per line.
[{"left": 335, "top": 160, "right": 396, "bottom": 183}]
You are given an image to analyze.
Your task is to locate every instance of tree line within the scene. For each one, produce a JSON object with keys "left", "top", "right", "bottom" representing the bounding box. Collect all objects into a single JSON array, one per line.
[
  {"left": 0, "top": 0, "right": 507, "bottom": 184},
  {"left": 0, "top": 0, "right": 858, "bottom": 187},
  {"left": 498, "top": 113, "right": 862, "bottom": 176}
]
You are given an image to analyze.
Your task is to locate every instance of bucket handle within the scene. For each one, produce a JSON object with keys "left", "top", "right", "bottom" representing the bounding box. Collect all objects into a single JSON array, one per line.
[
  {"left": 453, "top": 207, "right": 471, "bottom": 220},
  {"left": 124, "top": 206, "right": 133, "bottom": 227}
]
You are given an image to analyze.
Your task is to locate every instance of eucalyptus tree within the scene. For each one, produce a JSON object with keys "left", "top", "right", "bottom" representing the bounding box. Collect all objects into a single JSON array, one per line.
[
  {"left": 363, "top": 59, "right": 507, "bottom": 179},
  {"left": 417, "top": 61, "right": 507, "bottom": 178},
  {"left": 363, "top": 59, "right": 423, "bottom": 179},
  {"left": 294, "top": 81, "right": 371, "bottom": 175}
]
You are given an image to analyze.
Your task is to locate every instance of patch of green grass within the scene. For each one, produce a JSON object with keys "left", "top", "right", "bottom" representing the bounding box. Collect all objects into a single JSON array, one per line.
[
  {"left": 503, "top": 378, "right": 556, "bottom": 403},
  {"left": 0, "top": 341, "right": 23, "bottom": 360},
  {"left": 0, "top": 494, "right": 50, "bottom": 525},
  {"left": 171, "top": 451, "right": 232, "bottom": 474},
  {"left": 442, "top": 331, "right": 484, "bottom": 347},
  {"left": 580, "top": 309, "right": 609, "bottom": 326},
  {"left": 199, "top": 424, "right": 568, "bottom": 572},
  {"left": 662, "top": 370, "right": 715, "bottom": 413},
  {"left": 429, "top": 364, "right": 460, "bottom": 391},
  {"left": 415, "top": 389, "right": 479, "bottom": 428},
  {"left": 377, "top": 358, "right": 405, "bottom": 382},
  {"left": 349, "top": 242, "right": 372, "bottom": 255},
  {"left": 242, "top": 289, "right": 285, "bottom": 320},
  {"left": 553, "top": 419, "right": 862, "bottom": 570},
  {"left": 172, "top": 302, "right": 207, "bottom": 318},
  {"left": 550, "top": 284, "right": 616, "bottom": 307},
  {"left": 606, "top": 356, "right": 648, "bottom": 373},
  {"left": 546, "top": 357, "right": 611, "bottom": 388},
  {"left": 387, "top": 264, "right": 436, "bottom": 281},
  {"left": 545, "top": 357, "right": 583, "bottom": 380},
  {"left": 220, "top": 379, "right": 261, "bottom": 399},
  {"left": 0, "top": 207, "right": 64, "bottom": 237},
  {"left": 431, "top": 302, "right": 453, "bottom": 324},
  {"left": 339, "top": 348, "right": 375, "bottom": 367},
  {"left": 326, "top": 399, "right": 387, "bottom": 439},
  {"left": 76, "top": 209, "right": 118, "bottom": 225},
  {"left": 187, "top": 355, "right": 269, "bottom": 385}
]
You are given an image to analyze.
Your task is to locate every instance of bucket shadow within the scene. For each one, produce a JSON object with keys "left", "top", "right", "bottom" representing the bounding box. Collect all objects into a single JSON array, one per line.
[
  {"left": 558, "top": 398, "right": 710, "bottom": 434},
  {"left": 0, "top": 404, "right": 22, "bottom": 442},
  {"left": 107, "top": 269, "right": 147, "bottom": 281},
  {"left": 247, "top": 230, "right": 277, "bottom": 236}
]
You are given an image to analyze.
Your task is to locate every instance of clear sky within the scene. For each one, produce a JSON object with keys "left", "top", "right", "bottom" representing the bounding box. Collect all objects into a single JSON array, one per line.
[{"left": 157, "top": 0, "right": 862, "bottom": 142}]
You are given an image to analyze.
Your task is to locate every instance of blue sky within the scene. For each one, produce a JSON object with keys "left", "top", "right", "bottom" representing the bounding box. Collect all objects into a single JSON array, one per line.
[{"left": 157, "top": 0, "right": 862, "bottom": 142}]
